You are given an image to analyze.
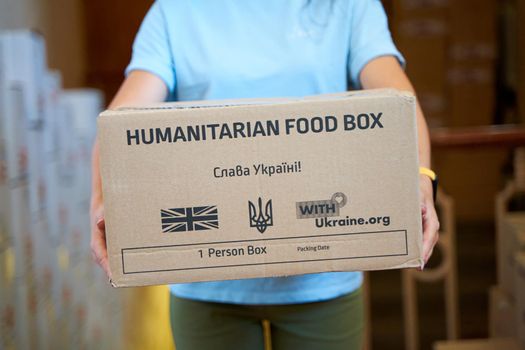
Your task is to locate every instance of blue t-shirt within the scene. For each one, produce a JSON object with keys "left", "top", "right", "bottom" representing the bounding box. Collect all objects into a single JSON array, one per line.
[{"left": 126, "top": 0, "right": 404, "bottom": 305}]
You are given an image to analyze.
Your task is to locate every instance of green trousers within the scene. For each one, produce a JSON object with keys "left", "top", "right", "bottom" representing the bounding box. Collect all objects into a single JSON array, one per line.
[{"left": 170, "top": 288, "right": 363, "bottom": 350}]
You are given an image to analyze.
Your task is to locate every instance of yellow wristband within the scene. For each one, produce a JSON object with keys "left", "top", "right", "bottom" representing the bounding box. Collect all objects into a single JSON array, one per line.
[{"left": 419, "top": 167, "right": 436, "bottom": 181}]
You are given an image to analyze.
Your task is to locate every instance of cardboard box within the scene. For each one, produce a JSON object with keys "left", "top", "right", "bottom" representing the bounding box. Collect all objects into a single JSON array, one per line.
[
  {"left": 98, "top": 89, "right": 423, "bottom": 287},
  {"left": 61, "top": 89, "right": 103, "bottom": 348},
  {"left": 499, "top": 213, "right": 525, "bottom": 297},
  {"left": 519, "top": 0, "right": 525, "bottom": 123},
  {"left": 448, "top": 0, "right": 497, "bottom": 127},
  {"left": 433, "top": 338, "right": 521, "bottom": 350},
  {"left": 391, "top": 0, "right": 449, "bottom": 127},
  {"left": 391, "top": 0, "right": 497, "bottom": 127},
  {"left": 489, "top": 286, "right": 517, "bottom": 338},
  {"left": 449, "top": 0, "right": 497, "bottom": 62},
  {"left": 41, "top": 71, "right": 62, "bottom": 346},
  {"left": 447, "top": 62, "right": 495, "bottom": 127},
  {"left": 54, "top": 91, "right": 79, "bottom": 347},
  {"left": 37, "top": 71, "right": 66, "bottom": 348},
  {"left": 0, "top": 84, "right": 15, "bottom": 350},
  {"left": 515, "top": 253, "right": 525, "bottom": 348},
  {"left": 27, "top": 109, "right": 48, "bottom": 349},
  {"left": 39, "top": 72, "right": 67, "bottom": 348}
]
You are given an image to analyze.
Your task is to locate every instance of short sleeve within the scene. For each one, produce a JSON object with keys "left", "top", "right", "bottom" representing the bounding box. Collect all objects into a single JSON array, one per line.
[
  {"left": 125, "top": 1, "right": 176, "bottom": 93},
  {"left": 348, "top": 0, "right": 405, "bottom": 88}
]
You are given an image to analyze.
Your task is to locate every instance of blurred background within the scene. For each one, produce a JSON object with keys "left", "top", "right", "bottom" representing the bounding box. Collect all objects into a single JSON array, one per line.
[{"left": 1, "top": 0, "right": 525, "bottom": 349}]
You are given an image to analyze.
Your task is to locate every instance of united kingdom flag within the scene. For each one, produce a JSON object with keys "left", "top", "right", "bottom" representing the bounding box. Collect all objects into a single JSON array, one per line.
[{"left": 161, "top": 206, "right": 219, "bottom": 232}]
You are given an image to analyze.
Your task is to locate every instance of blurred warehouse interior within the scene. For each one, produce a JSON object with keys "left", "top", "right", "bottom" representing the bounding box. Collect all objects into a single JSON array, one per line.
[{"left": 1, "top": 0, "right": 525, "bottom": 349}]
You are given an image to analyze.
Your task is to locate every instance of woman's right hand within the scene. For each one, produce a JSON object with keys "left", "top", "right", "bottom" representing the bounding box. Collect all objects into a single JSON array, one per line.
[
  {"left": 90, "top": 198, "right": 111, "bottom": 278},
  {"left": 90, "top": 138, "right": 112, "bottom": 279},
  {"left": 88, "top": 70, "right": 168, "bottom": 280}
]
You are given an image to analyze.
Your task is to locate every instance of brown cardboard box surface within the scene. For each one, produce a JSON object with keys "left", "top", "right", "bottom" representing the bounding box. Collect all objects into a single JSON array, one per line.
[
  {"left": 391, "top": 2, "right": 448, "bottom": 127},
  {"left": 98, "top": 90, "right": 423, "bottom": 287},
  {"left": 499, "top": 213, "right": 525, "bottom": 297},
  {"left": 488, "top": 286, "right": 517, "bottom": 338},
  {"left": 391, "top": 0, "right": 497, "bottom": 128},
  {"left": 433, "top": 338, "right": 521, "bottom": 350},
  {"left": 515, "top": 253, "right": 525, "bottom": 348},
  {"left": 519, "top": 0, "right": 525, "bottom": 123}
]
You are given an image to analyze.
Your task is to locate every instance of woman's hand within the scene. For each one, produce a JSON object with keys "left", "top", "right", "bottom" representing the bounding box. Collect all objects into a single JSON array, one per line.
[
  {"left": 360, "top": 56, "right": 440, "bottom": 264},
  {"left": 90, "top": 196, "right": 111, "bottom": 278},
  {"left": 420, "top": 175, "right": 440, "bottom": 266},
  {"left": 90, "top": 70, "right": 168, "bottom": 279}
]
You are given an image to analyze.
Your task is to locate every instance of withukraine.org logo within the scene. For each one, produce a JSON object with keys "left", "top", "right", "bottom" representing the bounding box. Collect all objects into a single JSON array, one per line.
[
  {"left": 296, "top": 192, "right": 347, "bottom": 219},
  {"left": 296, "top": 193, "right": 390, "bottom": 227},
  {"left": 161, "top": 206, "right": 219, "bottom": 232}
]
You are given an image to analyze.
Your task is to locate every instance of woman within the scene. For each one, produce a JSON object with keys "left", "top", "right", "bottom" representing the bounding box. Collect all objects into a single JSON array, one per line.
[{"left": 91, "top": 1, "right": 440, "bottom": 349}]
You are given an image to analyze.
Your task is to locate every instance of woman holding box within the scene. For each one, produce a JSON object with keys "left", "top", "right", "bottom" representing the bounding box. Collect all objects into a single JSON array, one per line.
[{"left": 91, "top": 1, "right": 440, "bottom": 349}]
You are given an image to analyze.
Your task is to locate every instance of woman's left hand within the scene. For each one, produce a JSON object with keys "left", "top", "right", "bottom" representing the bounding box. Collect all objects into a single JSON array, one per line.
[
  {"left": 359, "top": 55, "right": 440, "bottom": 267},
  {"left": 420, "top": 174, "right": 440, "bottom": 266}
]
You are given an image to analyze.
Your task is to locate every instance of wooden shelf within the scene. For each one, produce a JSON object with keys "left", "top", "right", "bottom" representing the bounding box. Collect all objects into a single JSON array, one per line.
[{"left": 431, "top": 125, "right": 525, "bottom": 149}]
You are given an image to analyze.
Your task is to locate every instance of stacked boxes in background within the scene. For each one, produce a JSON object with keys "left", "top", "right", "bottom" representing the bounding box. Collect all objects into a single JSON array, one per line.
[
  {"left": 61, "top": 89, "right": 125, "bottom": 350},
  {"left": 387, "top": 0, "right": 505, "bottom": 225},
  {"left": 391, "top": 0, "right": 449, "bottom": 128},
  {"left": 390, "top": 0, "right": 497, "bottom": 127},
  {"left": 26, "top": 34, "right": 51, "bottom": 350},
  {"left": 0, "top": 30, "right": 125, "bottom": 349},
  {"left": 43, "top": 71, "right": 65, "bottom": 349},
  {"left": 447, "top": 0, "right": 497, "bottom": 127},
  {"left": 0, "top": 30, "right": 36, "bottom": 350}
]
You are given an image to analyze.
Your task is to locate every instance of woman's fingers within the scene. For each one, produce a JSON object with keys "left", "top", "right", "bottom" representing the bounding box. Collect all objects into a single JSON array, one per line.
[
  {"left": 91, "top": 208, "right": 112, "bottom": 279},
  {"left": 421, "top": 201, "right": 440, "bottom": 265}
]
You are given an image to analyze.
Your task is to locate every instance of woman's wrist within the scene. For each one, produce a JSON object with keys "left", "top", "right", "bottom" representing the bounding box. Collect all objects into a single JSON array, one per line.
[
  {"left": 419, "top": 168, "right": 437, "bottom": 203},
  {"left": 90, "top": 192, "right": 103, "bottom": 212}
]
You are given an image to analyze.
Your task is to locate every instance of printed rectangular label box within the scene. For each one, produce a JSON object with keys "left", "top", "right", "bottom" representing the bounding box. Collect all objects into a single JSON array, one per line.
[{"left": 98, "top": 89, "right": 423, "bottom": 287}]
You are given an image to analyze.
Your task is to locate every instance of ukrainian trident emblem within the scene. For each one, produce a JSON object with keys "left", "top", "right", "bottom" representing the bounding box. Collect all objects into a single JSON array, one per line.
[{"left": 248, "top": 197, "right": 273, "bottom": 233}]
